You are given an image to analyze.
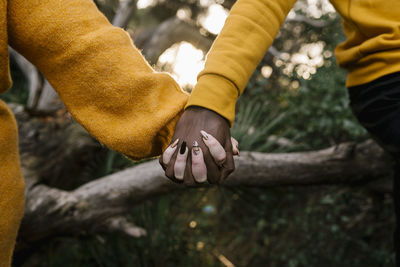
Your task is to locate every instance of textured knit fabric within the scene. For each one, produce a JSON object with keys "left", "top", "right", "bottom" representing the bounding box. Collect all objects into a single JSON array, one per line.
[
  {"left": 0, "top": 100, "right": 25, "bottom": 267},
  {"left": 187, "top": 0, "right": 400, "bottom": 125},
  {"left": 0, "top": 0, "right": 11, "bottom": 92},
  {"left": 0, "top": 0, "right": 188, "bottom": 265},
  {"left": 7, "top": 0, "right": 188, "bottom": 159}
]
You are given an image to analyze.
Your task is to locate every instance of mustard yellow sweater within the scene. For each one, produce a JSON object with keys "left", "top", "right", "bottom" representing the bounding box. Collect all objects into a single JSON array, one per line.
[
  {"left": 0, "top": 0, "right": 187, "bottom": 265},
  {"left": 187, "top": 0, "right": 400, "bottom": 125}
]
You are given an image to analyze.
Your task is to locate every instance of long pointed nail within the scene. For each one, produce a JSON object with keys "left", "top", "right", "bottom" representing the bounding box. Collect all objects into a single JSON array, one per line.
[
  {"left": 200, "top": 130, "right": 209, "bottom": 140},
  {"left": 171, "top": 139, "right": 179, "bottom": 148},
  {"left": 180, "top": 141, "right": 187, "bottom": 154}
]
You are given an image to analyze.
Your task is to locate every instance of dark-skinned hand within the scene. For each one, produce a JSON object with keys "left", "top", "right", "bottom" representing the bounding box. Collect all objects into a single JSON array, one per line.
[{"left": 159, "top": 106, "right": 239, "bottom": 185}]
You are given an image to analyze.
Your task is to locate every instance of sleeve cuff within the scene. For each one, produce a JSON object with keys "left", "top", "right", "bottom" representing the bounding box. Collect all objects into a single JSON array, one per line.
[{"left": 185, "top": 74, "right": 239, "bottom": 126}]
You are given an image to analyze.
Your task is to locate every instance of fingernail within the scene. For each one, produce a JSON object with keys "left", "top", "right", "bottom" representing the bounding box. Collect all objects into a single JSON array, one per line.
[
  {"left": 171, "top": 139, "right": 179, "bottom": 148},
  {"left": 193, "top": 147, "right": 200, "bottom": 155},
  {"left": 200, "top": 130, "right": 209, "bottom": 140},
  {"left": 180, "top": 141, "right": 187, "bottom": 154},
  {"left": 192, "top": 141, "right": 200, "bottom": 155}
]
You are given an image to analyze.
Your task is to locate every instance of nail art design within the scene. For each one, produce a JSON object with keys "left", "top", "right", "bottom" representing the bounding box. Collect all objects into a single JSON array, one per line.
[
  {"left": 200, "top": 130, "right": 209, "bottom": 140},
  {"left": 180, "top": 141, "right": 187, "bottom": 154},
  {"left": 193, "top": 141, "right": 200, "bottom": 155},
  {"left": 170, "top": 138, "right": 179, "bottom": 148}
]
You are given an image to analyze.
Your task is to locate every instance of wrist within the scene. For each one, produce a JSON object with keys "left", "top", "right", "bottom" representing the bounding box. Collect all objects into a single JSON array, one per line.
[
  {"left": 186, "top": 74, "right": 238, "bottom": 126},
  {"left": 185, "top": 106, "right": 231, "bottom": 127}
]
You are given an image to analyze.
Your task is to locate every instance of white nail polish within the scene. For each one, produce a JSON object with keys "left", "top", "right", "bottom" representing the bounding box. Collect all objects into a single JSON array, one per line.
[{"left": 192, "top": 141, "right": 200, "bottom": 155}]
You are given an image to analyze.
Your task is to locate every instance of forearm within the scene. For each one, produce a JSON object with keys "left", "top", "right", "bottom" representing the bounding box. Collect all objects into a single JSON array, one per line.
[
  {"left": 187, "top": 0, "right": 297, "bottom": 125},
  {"left": 8, "top": 0, "right": 188, "bottom": 159},
  {"left": 0, "top": 100, "right": 25, "bottom": 267}
]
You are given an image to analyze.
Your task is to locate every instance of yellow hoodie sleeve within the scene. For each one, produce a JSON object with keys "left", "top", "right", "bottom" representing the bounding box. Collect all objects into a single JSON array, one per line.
[
  {"left": 7, "top": 0, "right": 188, "bottom": 160},
  {"left": 186, "top": 0, "right": 297, "bottom": 125}
]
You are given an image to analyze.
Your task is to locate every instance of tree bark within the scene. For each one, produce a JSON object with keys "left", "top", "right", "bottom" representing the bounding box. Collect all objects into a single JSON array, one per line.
[{"left": 18, "top": 139, "right": 392, "bottom": 247}]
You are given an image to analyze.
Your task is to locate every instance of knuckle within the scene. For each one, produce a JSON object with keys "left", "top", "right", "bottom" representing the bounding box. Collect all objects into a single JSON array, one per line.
[
  {"left": 224, "top": 164, "right": 235, "bottom": 173},
  {"left": 228, "top": 167, "right": 235, "bottom": 173},
  {"left": 217, "top": 159, "right": 226, "bottom": 167}
]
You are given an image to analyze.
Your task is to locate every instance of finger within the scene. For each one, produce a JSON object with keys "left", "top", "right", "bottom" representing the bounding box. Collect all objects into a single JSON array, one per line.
[
  {"left": 174, "top": 141, "right": 188, "bottom": 180},
  {"left": 159, "top": 156, "right": 167, "bottom": 171},
  {"left": 162, "top": 139, "right": 179, "bottom": 165},
  {"left": 220, "top": 151, "right": 235, "bottom": 182},
  {"left": 220, "top": 135, "right": 235, "bottom": 183},
  {"left": 165, "top": 157, "right": 181, "bottom": 183},
  {"left": 165, "top": 144, "right": 181, "bottom": 183},
  {"left": 202, "top": 147, "right": 221, "bottom": 184},
  {"left": 200, "top": 130, "right": 226, "bottom": 165},
  {"left": 231, "top": 137, "right": 240, "bottom": 156},
  {"left": 191, "top": 141, "right": 207, "bottom": 183},
  {"left": 184, "top": 148, "right": 196, "bottom": 186}
]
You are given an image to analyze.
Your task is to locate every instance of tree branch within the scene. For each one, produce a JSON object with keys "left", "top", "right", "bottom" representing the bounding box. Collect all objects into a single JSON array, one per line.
[
  {"left": 112, "top": 0, "right": 138, "bottom": 28},
  {"left": 18, "top": 139, "right": 392, "bottom": 247}
]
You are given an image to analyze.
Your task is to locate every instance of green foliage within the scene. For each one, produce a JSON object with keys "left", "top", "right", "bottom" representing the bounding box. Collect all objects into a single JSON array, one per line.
[
  {"left": 232, "top": 13, "right": 367, "bottom": 152},
  {"left": 280, "top": 63, "right": 367, "bottom": 149},
  {"left": 232, "top": 62, "right": 368, "bottom": 153},
  {"left": 231, "top": 98, "right": 287, "bottom": 152}
]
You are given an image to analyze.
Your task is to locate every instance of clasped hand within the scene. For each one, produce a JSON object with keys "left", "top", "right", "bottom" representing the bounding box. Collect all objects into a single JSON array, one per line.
[{"left": 159, "top": 106, "right": 239, "bottom": 185}]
